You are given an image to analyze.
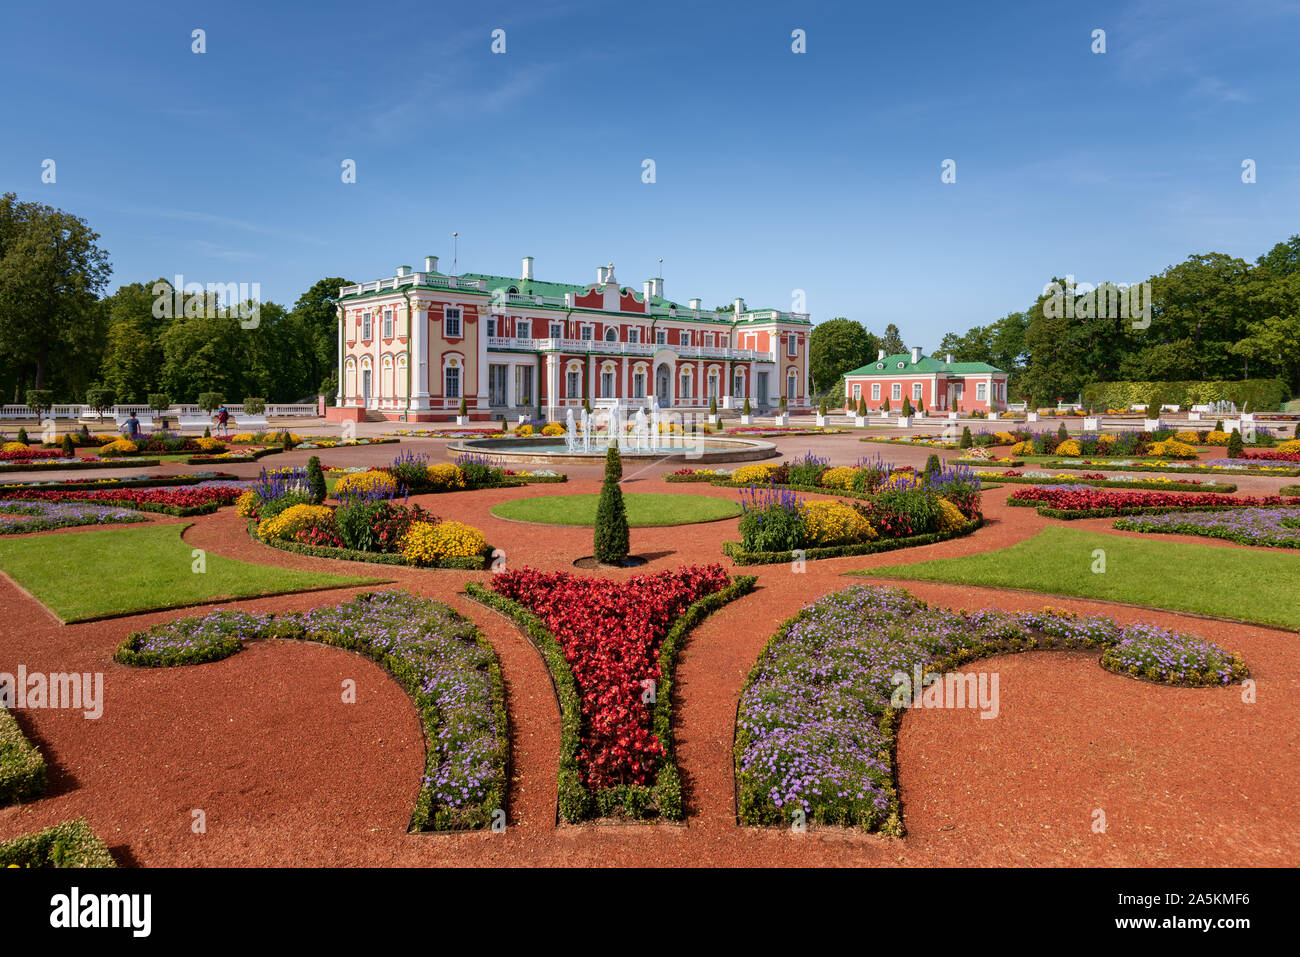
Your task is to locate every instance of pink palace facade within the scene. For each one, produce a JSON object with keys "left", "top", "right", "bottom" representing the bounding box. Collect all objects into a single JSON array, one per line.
[{"left": 328, "top": 256, "right": 812, "bottom": 422}]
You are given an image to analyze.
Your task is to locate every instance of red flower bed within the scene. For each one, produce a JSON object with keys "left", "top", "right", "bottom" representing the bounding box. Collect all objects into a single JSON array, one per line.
[
  {"left": 0, "top": 485, "right": 242, "bottom": 508},
  {"left": 1243, "top": 450, "right": 1300, "bottom": 463},
  {"left": 490, "top": 565, "right": 730, "bottom": 790},
  {"left": 0, "top": 448, "right": 70, "bottom": 463},
  {"left": 1010, "top": 486, "right": 1300, "bottom": 512}
]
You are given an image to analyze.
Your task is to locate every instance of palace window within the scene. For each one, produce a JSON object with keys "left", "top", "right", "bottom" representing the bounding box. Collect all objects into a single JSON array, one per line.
[
  {"left": 566, "top": 370, "right": 582, "bottom": 398},
  {"left": 362, "top": 312, "right": 372, "bottom": 340},
  {"left": 656, "top": 328, "right": 667, "bottom": 345},
  {"left": 977, "top": 382, "right": 987, "bottom": 401},
  {"left": 444, "top": 307, "right": 462, "bottom": 338},
  {"left": 853, "top": 384, "right": 862, "bottom": 400},
  {"left": 601, "top": 370, "right": 615, "bottom": 397},
  {"left": 633, "top": 371, "right": 646, "bottom": 398},
  {"left": 487, "top": 317, "right": 497, "bottom": 337},
  {"left": 517, "top": 319, "right": 531, "bottom": 339},
  {"left": 628, "top": 328, "right": 640, "bottom": 344},
  {"left": 891, "top": 383, "right": 902, "bottom": 400},
  {"left": 787, "top": 336, "right": 797, "bottom": 357},
  {"left": 679, "top": 329, "right": 690, "bottom": 346},
  {"left": 383, "top": 308, "right": 393, "bottom": 339},
  {"left": 580, "top": 324, "right": 593, "bottom": 341},
  {"left": 912, "top": 383, "right": 923, "bottom": 401},
  {"left": 445, "top": 366, "right": 460, "bottom": 399},
  {"left": 605, "top": 327, "right": 618, "bottom": 342},
  {"left": 550, "top": 321, "right": 562, "bottom": 339},
  {"left": 679, "top": 370, "right": 692, "bottom": 398},
  {"left": 872, "top": 383, "right": 881, "bottom": 400}
]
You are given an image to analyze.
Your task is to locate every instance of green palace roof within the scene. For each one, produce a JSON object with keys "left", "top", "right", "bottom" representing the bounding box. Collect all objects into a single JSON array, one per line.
[{"left": 846, "top": 353, "right": 1006, "bottom": 376}]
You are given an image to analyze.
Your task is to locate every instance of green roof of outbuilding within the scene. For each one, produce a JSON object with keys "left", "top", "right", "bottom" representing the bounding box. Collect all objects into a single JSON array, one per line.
[{"left": 845, "top": 353, "right": 1006, "bottom": 376}]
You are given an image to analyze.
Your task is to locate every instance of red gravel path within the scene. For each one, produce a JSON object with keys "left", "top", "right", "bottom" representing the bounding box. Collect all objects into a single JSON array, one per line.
[{"left": 1, "top": 433, "right": 1296, "bottom": 866}]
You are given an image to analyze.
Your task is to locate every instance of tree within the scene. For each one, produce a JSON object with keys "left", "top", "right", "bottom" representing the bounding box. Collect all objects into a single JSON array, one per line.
[
  {"left": 1227, "top": 428, "right": 1243, "bottom": 458},
  {"left": 881, "top": 324, "right": 906, "bottom": 356},
  {"left": 593, "top": 445, "right": 629, "bottom": 564},
  {"left": 84, "top": 386, "right": 114, "bottom": 419},
  {"left": 25, "top": 389, "right": 53, "bottom": 421},
  {"left": 198, "top": 392, "right": 224, "bottom": 414},
  {"left": 98, "top": 280, "right": 171, "bottom": 403},
  {"left": 1256, "top": 235, "right": 1300, "bottom": 277},
  {"left": 959, "top": 426, "right": 972, "bottom": 449},
  {"left": 901, "top": 396, "right": 913, "bottom": 417},
  {"left": 808, "top": 317, "right": 877, "bottom": 395},
  {"left": 0, "top": 194, "right": 111, "bottom": 397},
  {"left": 306, "top": 456, "right": 326, "bottom": 505},
  {"left": 148, "top": 392, "right": 172, "bottom": 430},
  {"left": 290, "top": 277, "right": 353, "bottom": 396}
]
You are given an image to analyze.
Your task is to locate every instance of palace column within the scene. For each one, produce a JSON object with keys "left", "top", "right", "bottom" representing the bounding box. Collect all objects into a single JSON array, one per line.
[
  {"left": 409, "top": 300, "right": 429, "bottom": 410},
  {"left": 475, "top": 308, "right": 489, "bottom": 410},
  {"left": 545, "top": 354, "right": 560, "bottom": 420},
  {"left": 335, "top": 307, "right": 345, "bottom": 405}
]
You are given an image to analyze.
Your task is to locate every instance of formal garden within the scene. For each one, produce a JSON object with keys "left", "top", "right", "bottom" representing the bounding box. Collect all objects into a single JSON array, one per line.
[{"left": 1, "top": 415, "right": 1297, "bottom": 868}]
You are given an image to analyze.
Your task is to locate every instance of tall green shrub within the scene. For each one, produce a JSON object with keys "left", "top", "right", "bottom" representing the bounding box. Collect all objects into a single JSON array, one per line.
[
  {"left": 306, "top": 455, "right": 326, "bottom": 504},
  {"left": 1227, "top": 428, "right": 1243, "bottom": 458},
  {"left": 959, "top": 426, "right": 972, "bottom": 449},
  {"left": 593, "top": 446, "right": 629, "bottom": 564}
]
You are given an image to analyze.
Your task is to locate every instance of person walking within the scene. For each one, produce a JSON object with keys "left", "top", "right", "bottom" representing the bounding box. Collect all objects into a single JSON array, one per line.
[{"left": 216, "top": 406, "right": 230, "bottom": 437}]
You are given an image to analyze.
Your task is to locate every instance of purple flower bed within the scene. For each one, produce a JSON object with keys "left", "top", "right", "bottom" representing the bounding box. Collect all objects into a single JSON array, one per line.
[
  {"left": 736, "top": 584, "right": 1246, "bottom": 832},
  {"left": 1203, "top": 458, "right": 1295, "bottom": 469},
  {"left": 1114, "top": 507, "right": 1300, "bottom": 548},
  {"left": 0, "top": 500, "right": 146, "bottom": 534},
  {"left": 114, "top": 590, "right": 506, "bottom": 831}
]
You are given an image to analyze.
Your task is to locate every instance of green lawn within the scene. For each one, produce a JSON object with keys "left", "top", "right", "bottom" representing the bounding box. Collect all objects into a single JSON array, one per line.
[
  {"left": 490, "top": 492, "right": 741, "bottom": 527},
  {"left": 858, "top": 525, "right": 1300, "bottom": 630},
  {"left": 0, "top": 524, "right": 382, "bottom": 623}
]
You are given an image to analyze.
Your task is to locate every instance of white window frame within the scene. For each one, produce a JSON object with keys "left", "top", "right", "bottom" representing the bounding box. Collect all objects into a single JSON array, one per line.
[
  {"left": 486, "top": 317, "right": 497, "bottom": 337},
  {"left": 679, "top": 369, "right": 692, "bottom": 397},
  {"left": 891, "top": 383, "right": 902, "bottom": 401},
  {"left": 549, "top": 321, "right": 563, "bottom": 339},
  {"left": 787, "top": 335, "right": 797, "bottom": 357},
  {"left": 628, "top": 328, "right": 640, "bottom": 344},
  {"left": 787, "top": 371, "right": 797, "bottom": 398},
  {"left": 605, "top": 327, "right": 618, "bottom": 342},
  {"left": 445, "top": 366, "right": 461, "bottom": 399},
  {"left": 679, "top": 329, "right": 690, "bottom": 347},
  {"left": 872, "top": 383, "right": 881, "bottom": 400},
  {"left": 580, "top": 324, "right": 594, "bottom": 341},
  {"left": 977, "top": 382, "right": 988, "bottom": 401},
  {"left": 362, "top": 311, "right": 372, "bottom": 341},
  {"left": 566, "top": 370, "right": 582, "bottom": 398},
  {"left": 382, "top": 308, "right": 393, "bottom": 339},
  {"left": 601, "top": 370, "right": 615, "bottom": 397},
  {"left": 656, "top": 328, "right": 667, "bottom": 346},
  {"left": 444, "top": 307, "right": 462, "bottom": 339},
  {"left": 912, "top": 383, "right": 923, "bottom": 401},
  {"left": 853, "top": 384, "right": 862, "bottom": 400},
  {"left": 516, "top": 319, "right": 531, "bottom": 340}
]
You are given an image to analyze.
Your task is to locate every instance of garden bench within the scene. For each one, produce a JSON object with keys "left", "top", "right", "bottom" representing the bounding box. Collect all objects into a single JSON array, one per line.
[
  {"left": 231, "top": 414, "right": 270, "bottom": 431},
  {"left": 177, "top": 414, "right": 213, "bottom": 433}
]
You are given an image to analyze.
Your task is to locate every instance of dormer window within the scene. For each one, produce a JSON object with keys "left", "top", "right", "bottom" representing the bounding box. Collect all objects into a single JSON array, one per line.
[
  {"left": 876, "top": 362, "right": 884, "bottom": 369},
  {"left": 897, "top": 361, "right": 905, "bottom": 369}
]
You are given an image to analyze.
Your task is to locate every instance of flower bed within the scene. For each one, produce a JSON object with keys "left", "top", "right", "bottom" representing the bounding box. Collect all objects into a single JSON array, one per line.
[
  {"left": 114, "top": 591, "right": 507, "bottom": 831},
  {"left": 0, "top": 484, "right": 244, "bottom": 515},
  {"left": 859, "top": 435, "right": 959, "bottom": 449},
  {"left": 971, "top": 470, "right": 1237, "bottom": 493},
  {"left": 735, "top": 584, "right": 1247, "bottom": 832},
  {"left": 0, "top": 447, "right": 71, "bottom": 463},
  {"left": 726, "top": 427, "right": 848, "bottom": 436},
  {"left": 0, "top": 708, "right": 47, "bottom": 806},
  {"left": 1114, "top": 507, "right": 1300, "bottom": 548},
  {"left": 471, "top": 565, "right": 754, "bottom": 822},
  {"left": 1008, "top": 485, "right": 1300, "bottom": 518},
  {"left": 0, "top": 500, "right": 147, "bottom": 534},
  {"left": 0, "top": 471, "right": 239, "bottom": 495},
  {"left": 1046, "top": 458, "right": 1300, "bottom": 477},
  {"left": 0, "top": 819, "right": 116, "bottom": 868},
  {"left": 0, "top": 456, "right": 163, "bottom": 473}
]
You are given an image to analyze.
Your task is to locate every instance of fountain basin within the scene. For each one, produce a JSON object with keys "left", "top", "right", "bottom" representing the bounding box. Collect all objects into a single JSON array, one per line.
[{"left": 446, "top": 436, "right": 778, "bottom": 465}]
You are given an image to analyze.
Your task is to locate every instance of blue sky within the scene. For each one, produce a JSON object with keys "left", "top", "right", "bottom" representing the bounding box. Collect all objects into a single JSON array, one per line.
[{"left": 3, "top": 0, "right": 1297, "bottom": 348}]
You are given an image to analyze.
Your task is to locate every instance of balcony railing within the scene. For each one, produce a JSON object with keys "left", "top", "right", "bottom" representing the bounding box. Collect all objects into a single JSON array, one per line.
[{"left": 485, "top": 336, "right": 774, "bottom": 362}]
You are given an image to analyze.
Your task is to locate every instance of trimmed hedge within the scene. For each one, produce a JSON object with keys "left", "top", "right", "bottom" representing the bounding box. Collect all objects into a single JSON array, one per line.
[
  {"left": 723, "top": 518, "right": 982, "bottom": 566},
  {"left": 0, "top": 708, "right": 47, "bottom": 806},
  {"left": 466, "top": 574, "right": 757, "bottom": 823},
  {"left": 1081, "top": 378, "right": 1288, "bottom": 412},
  {"left": 1009, "top": 499, "right": 1283, "bottom": 520},
  {"left": 0, "top": 818, "right": 116, "bottom": 868}
]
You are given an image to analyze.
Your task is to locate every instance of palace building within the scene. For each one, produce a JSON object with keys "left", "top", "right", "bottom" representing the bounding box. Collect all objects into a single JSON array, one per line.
[
  {"left": 842, "top": 348, "right": 1009, "bottom": 414},
  {"left": 327, "top": 257, "right": 812, "bottom": 422}
]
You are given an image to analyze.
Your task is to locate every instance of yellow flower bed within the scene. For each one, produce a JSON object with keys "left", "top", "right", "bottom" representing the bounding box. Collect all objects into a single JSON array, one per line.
[
  {"left": 1, "top": 441, "right": 26, "bottom": 452},
  {"left": 99, "top": 438, "right": 138, "bottom": 455},
  {"left": 257, "top": 504, "right": 333, "bottom": 541},
  {"left": 195, "top": 436, "right": 226, "bottom": 451},
  {"left": 885, "top": 471, "right": 923, "bottom": 489},
  {"left": 1096, "top": 433, "right": 1117, "bottom": 445},
  {"left": 229, "top": 433, "right": 255, "bottom": 443},
  {"left": 1055, "top": 439, "right": 1083, "bottom": 456},
  {"left": 334, "top": 469, "right": 398, "bottom": 498},
  {"left": 541, "top": 423, "right": 565, "bottom": 436},
  {"left": 993, "top": 431, "right": 1015, "bottom": 444},
  {"left": 1148, "top": 438, "right": 1196, "bottom": 459},
  {"left": 936, "top": 498, "right": 967, "bottom": 532},
  {"left": 799, "top": 500, "right": 876, "bottom": 546},
  {"left": 515, "top": 424, "right": 534, "bottom": 437},
  {"left": 1204, "top": 430, "right": 1229, "bottom": 446},
  {"left": 426, "top": 463, "right": 466, "bottom": 491},
  {"left": 1277, "top": 439, "right": 1300, "bottom": 454},
  {"left": 399, "top": 521, "right": 488, "bottom": 566},
  {"left": 732, "top": 463, "right": 776, "bottom": 484},
  {"left": 819, "top": 466, "right": 860, "bottom": 490},
  {"left": 1010, "top": 440, "right": 1034, "bottom": 455},
  {"left": 236, "top": 489, "right": 261, "bottom": 518},
  {"left": 1173, "top": 430, "right": 1200, "bottom": 443}
]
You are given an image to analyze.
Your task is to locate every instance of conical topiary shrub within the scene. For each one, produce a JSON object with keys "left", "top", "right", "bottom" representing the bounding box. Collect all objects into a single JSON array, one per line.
[
  {"left": 1057, "top": 422, "right": 1069, "bottom": 442},
  {"left": 306, "top": 455, "right": 326, "bottom": 504},
  {"left": 923, "top": 454, "right": 940, "bottom": 484},
  {"left": 960, "top": 426, "right": 973, "bottom": 449},
  {"left": 1227, "top": 428, "right": 1243, "bottom": 458},
  {"left": 857, "top": 397, "right": 867, "bottom": 417},
  {"left": 593, "top": 445, "right": 630, "bottom": 565},
  {"left": 882, "top": 397, "right": 890, "bottom": 414},
  {"left": 818, "top": 397, "right": 828, "bottom": 417},
  {"left": 61, "top": 433, "right": 75, "bottom": 457},
  {"left": 458, "top": 397, "right": 468, "bottom": 418},
  {"left": 902, "top": 396, "right": 913, "bottom": 417},
  {"left": 710, "top": 395, "right": 718, "bottom": 417},
  {"left": 742, "top": 397, "right": 752, "bottom": 416}
]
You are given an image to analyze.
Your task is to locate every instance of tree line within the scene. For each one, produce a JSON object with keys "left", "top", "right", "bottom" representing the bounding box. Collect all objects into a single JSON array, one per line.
[
  {"left": 808, "top": 234, "right": 1300, "bottom": 405},
  {"left": 0, "top": 193, "right": 348, "bottom": 407}
]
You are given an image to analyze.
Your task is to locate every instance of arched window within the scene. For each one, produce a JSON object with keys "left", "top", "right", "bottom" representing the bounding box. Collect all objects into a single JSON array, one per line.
[{"left": 605, "top": 327, "right": 618, "bottom": 342}]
